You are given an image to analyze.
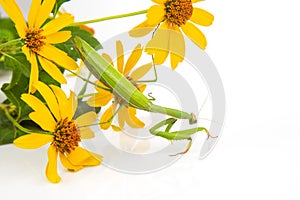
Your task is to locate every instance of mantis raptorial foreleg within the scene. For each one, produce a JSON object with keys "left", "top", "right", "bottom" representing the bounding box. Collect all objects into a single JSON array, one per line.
[{"left": 149, "top": 118, "right": 210, "bottom": 155}]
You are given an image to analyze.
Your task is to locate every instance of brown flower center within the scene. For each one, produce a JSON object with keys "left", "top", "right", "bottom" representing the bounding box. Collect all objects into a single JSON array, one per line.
[
  {"left": 164, "top": 0, "right": 193, "bottom": 26},
  {"left": 24, "top": 29, "right": 46, "bottom": 52},
  {"left": 53, "top": 118, "right": 81, "bottom": 154}
]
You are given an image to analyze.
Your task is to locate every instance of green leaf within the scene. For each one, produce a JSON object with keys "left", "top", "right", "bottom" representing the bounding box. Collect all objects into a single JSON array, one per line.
[
  {"left": 55, "top": 26, "right": 102, "bottom": 61},
  {"left": 0, "top": 108, "right": 27, "bottom": 145},
  {"left": 0, "top": 128, "right": 15, "bottom": 145},
  {"left": 0, "top": 61, "right": 5, "bottom": 71},
  {"left": 3, "top": 53, "right": 30, "bottom": 77},
  {"left": 0, "top": 18, "right": 18, "bottom": 40},
  {"left": 1, "top": 74, "right": 31, "bottom": 122},
  {"left": 6, "top": 69, "right": 22, "bottom": 90},
  {"left": 0, "top": 29, "right": 15, "bottom": 42},
  {"left": 0, "top": 108, "right": 14, "bottom": 130},
  {"left": 0, "top": 53, "right": 62, "bottom": 122},
  {"left": 52, "top": 0, "right": 71, "bottom": 16},
  {"left": 20, "top": 120, "right": 43, "bottom": 132}
]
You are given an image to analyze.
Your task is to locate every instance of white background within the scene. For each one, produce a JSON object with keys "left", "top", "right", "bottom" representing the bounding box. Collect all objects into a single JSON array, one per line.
[{"left": 1, "top": 0, "right": 300, "bottom": 199}]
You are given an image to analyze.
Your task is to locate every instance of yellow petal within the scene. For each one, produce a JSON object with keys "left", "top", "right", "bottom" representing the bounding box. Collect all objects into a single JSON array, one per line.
[
  {"left": 75, "top": 112, "right": 97, "bottom": 139},
  {"left": 145, "top": 21, "right": 170, "bottom": 64},
  {"left": 129, "top": 21, "right": 155, "bottom": 37},
  {"left": 46, "top": 145, "right": 61, "bottom": 183},
  {"left": 181, "top": 21, "right": 207, "bottom": 49},
  {"left": 130, "top": 62, "right": 152, "bottom": 80},
  {"left": 116, "top": 40, "right": 124, "bottom": 73},
  {"left": 66, "top": 146, "right": 101, "bottom": 166},
  {"left": 22, "top": 46, "right": 31, "bottom": 61},
  {"left": 111, "top": 125, "right": 122, "bottom": 132},
  {"left": 38, "top": 56, "right": 67, "bottom": 84},
  {"left": 75, "top": 111, "right": 98, "bottom": 127},
  {"left": 117, "top": 107, "right": 126, "bottom": 129},
  {"left": 152, "top": 50, "right": 169, "bottom": 65},
  {"left": 42, "top": 13, "right": 74, "bottom": 36},
  {"left": 79, "top": 127, "right": 95, "bottom": 139},
  {"left": 38, "top": 44, "right": 78, "bottom": 70},
  {"left": 151, "top": 0, "right": 166, "bottom": 4},
  {"left": 190, "top": 8, "right": 214, "bottom": 26},
  {"left": 146, "top": 21, "right": 170, "bottom": 50},
  {"left": 69, "top": 60, "right": 84, "bottom": 77},
  {"left": 50, "top": 86, "right": 75, "bottom": 120},
  {"left": 28, "top": 54, "right": 39, "bottom": 93},
  {"left": 59, "top": 153, "right": 83, "bottom": 172},
  {"left": 119, "top": 107, "right": 145, "bottom": 128},
  {"left": 28, "top": 0, "right": 41, "bottom": 28},
  {"left": 34, "top": 0, "right": 55, "bottom": 28},
  {"left": 29, "top": 111, "right": 56, "bottom": 132},
  {"left": 170, "top": 52, "right": 184, "bottom": 70},
  {"left": 45, "top": 31, "right": 72, "bottom": 44},
  {"left": 102, "top": 53, "right": 114, "bottom": 66},
  {"left": 89, "top": 152, "right": 103, "bottom": 163},
  {"left": 49, "top": 84, "right": 67, "bottom": 119},
  {"left": 126, "top": 107, "right": 145, "bottom": 128},
  {"left": 192, "top": 0, "right": 204, "bottom": 3},
  {"left": 67, "top": 91, "right": 78, "bottom": 119},
  {"left": 146, "top": 5, "right": 165, "bottom": 26},
  {"left": 137, "top": 84, "right": 147, "bottom": 92},
  {"left": 123, "top": 44, "right": 143, "bottom": 75},
  {"left": 14, "top": 133, "right": 53, "bottom": 149},
  {"left": 34, "top": 81, "right": 61, "bottom": 121},
  {"left": 0, "top": 0, "right": 27, "bottom": 37},
  {"left": 21, "top": 93, "right": 44, "bottom": 112},
  {"left": 169, "top": 26, "right": 185, "bottom": 69},
  {"left": 21, "top": 94, "right": 56, "bottom": 132},
  {"left": 81, "top": 154, "right": 102, "bottom": 166},
  {"left": 169, "top": 26, "right": 185, "bottom": 58},
  {"left": 87, "top": 92, "right": 113, "bottom": 107},
  {"left": 100, "top": 103, "right": 116, "bottom": 130}
]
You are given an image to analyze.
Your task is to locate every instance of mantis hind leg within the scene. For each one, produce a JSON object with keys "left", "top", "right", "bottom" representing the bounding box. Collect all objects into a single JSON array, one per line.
[
  {"left": 134, "top": 55, "right": 158, "bottom": 84},
  {"left": 99, "top": 104, "right": 123, "bottom": 126}
]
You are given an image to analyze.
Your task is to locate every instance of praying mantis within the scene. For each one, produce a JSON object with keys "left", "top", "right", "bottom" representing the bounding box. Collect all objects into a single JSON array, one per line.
[{"left": 73, "top": 37, "right": 213, "bottom": 155}]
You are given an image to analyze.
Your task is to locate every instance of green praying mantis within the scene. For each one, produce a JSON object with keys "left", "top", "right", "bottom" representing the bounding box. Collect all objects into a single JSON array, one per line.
[{"left": 73, "top": 37, "right": 213, "bottom": 155}]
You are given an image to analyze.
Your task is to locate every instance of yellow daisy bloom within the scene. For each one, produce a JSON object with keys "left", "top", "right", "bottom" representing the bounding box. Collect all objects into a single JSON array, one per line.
[
  {"left": 87, "top": 40, "right": 153, "bottom": 130},
  {"left": 14, "top": 81, "right": 101, "bottom": 183},
  {"left": 129, "top": 0, "right": 214, "bottom": 69},
  {"left": 0, "top": 0, "right": 78, "bottom": 93}
]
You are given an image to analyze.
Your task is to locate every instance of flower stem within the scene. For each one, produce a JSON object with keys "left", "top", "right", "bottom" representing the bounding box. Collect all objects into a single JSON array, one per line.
[
  {"left": 0, "top": 104, "right": 32, "bottom": 134},
  {"left": 71, "top": 9, "right": 148, "bottom": 26},
  {"left": 0, "top": 38, "right": 23, "bottom": 51},
  {"left": 77, "top": 92, "right": 98, "bottom": 99}
]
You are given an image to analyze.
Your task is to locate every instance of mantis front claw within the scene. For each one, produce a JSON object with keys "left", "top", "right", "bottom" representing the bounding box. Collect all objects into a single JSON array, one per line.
[{"left": 149, "top": 117, "right": 212, "bottom": 156}]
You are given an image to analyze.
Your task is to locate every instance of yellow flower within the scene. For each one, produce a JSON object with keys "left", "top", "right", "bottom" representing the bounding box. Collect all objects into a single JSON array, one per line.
[
  {"left": 129, "top": 0, "right": 214, "bottom": 69},
  {"left": 87, "top": 40, "right": 153, "bottom": 130},
  {"left": 0, "top": 0, "right": 78, "bottom": 93},
  {"left": 14, "top": 81, "right": 101, "bottom": 183}
]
